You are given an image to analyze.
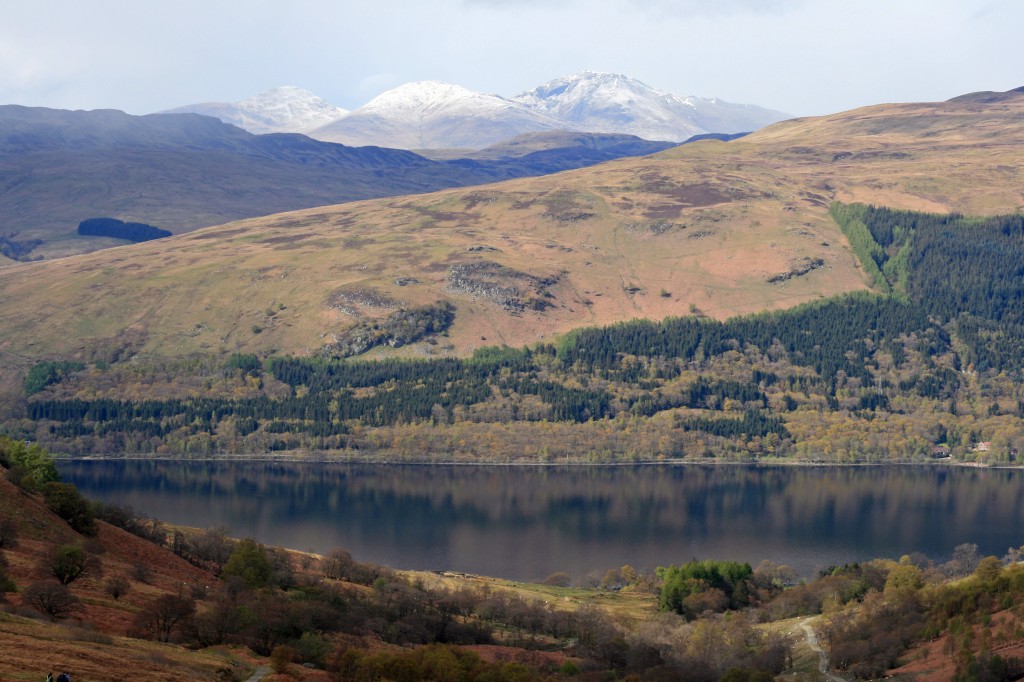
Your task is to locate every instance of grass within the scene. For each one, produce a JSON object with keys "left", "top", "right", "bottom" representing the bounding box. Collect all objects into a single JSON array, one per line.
[{"left": 405, "top": 570, "right": 659, "bottom": 624}]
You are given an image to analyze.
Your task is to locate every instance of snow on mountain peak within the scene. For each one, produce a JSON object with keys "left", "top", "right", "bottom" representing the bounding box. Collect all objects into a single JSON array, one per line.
[
  {"left": 360, "top": 81, "right": 521, "bottom": 117},
  {"left": 513, "top": 72, "right": 789, "bottom": 142},
  {"left": 311, "top": 81, "right": 567, "bottom": 149},
  {"left": 233, "top": 86, "right": 348, "bottom": 133},
  {"left": 164, "top": 74, "right": 790, "bottom": 148},
  {"left": 160, "top": 87, "right": 347, "bottom": 135}
]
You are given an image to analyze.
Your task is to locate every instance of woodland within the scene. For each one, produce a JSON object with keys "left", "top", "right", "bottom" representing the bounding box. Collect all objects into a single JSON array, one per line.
[{"left": 6, "top": 204, "right": 1024, "bottom": 464}]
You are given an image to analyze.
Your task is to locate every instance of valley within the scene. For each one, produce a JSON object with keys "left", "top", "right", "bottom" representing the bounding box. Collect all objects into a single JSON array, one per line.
[{"left": 3, "top": 0, "right": 1024, "bottom": 677}]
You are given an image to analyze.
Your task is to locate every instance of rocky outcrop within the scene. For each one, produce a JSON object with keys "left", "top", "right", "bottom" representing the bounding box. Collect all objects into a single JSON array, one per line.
[{"left": 447, "top": 261, "right": 559, "bottom": 313}]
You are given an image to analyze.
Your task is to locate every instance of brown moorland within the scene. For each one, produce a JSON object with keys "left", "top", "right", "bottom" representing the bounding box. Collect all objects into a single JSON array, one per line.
[
  {"left": 0, "top": 91, "right": 1022, "bottom": 369},
  {"left": 0, "top": 475, "right": 240, "bottom": 680}
]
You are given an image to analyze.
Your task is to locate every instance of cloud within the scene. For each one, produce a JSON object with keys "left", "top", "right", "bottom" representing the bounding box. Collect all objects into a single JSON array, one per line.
[{"left": 626, "top": 0, "right": 805, "bottom": 15}]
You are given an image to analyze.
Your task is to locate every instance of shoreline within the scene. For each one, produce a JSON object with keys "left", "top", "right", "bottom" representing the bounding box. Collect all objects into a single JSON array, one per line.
[{"left": 56, "top": 452, "right": 1015, "bottom": 469}]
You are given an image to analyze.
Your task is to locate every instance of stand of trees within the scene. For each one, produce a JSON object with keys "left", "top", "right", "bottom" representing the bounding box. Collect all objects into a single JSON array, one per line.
[
  {"left": 12, "top": 205, "right": 1024, "bottom": 463},
  {"left": 77, "top": 217, "right": 171, "bottom": 242}
]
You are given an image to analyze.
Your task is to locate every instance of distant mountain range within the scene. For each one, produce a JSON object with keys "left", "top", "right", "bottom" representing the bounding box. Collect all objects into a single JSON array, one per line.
[
  {"left": 162, "top": 86, "right": 349, "bottom": 134},
  {"left": 0, "top": 105, "right": 674, "bottom": 260},
  {"left": 164, "top": 72, "right": 791, "bottom": 149}
]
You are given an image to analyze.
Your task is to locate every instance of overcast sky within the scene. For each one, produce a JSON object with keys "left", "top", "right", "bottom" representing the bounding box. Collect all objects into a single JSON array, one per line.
[{"left": 1, "top": 0, "right": 1019, "bottom": 117}]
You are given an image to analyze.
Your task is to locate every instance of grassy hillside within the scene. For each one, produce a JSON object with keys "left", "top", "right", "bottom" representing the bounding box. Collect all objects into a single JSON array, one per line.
[
  {"left": 1, "top": 92, "right": 1023, "bottom": 369},
  {"left": 7, "top": 456, "right": 1024, "bottom": 681}
]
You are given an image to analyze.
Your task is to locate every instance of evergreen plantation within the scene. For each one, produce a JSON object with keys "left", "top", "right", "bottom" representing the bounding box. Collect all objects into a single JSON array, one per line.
[{"left": 10, "top": 205, "right": 1024, "bottom": 462}]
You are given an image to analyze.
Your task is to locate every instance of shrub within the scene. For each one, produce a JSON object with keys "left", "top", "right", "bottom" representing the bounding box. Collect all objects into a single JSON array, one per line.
[
  {"left": 132, "top": 594, "right": 196, "bottom": 642},
  {"left": 49, "top": 544, "right": 94, "bottom": 585},
  {"left": 105, "top": 575, "right": 131, "bottom": 601},
  {"left": 42, "top": 482, "right": 97, "bottom": 535},
  {"left": 221, "top": 539, "right": 273, "bottom": 589},
  {"left": 270, "top": 645, "right": 294, "bottom": 674},
  {"left": 0, "top": 436, "right": 59, "bottom": 490},
  {"left": 22, "top": 580, "right": 82, "bottom": 619},
  {"left": 544, "top": 572, "right": 572, "bottom": 587}
]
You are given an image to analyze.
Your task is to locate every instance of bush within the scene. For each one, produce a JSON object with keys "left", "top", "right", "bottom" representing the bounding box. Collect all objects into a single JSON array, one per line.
[
  {"left": 105, "top": 575, "right": 130, "bottom": 601},
  {"left": 0, "top": 436, "right": 59, "bottom": 490},
  {"left": 132, "top": 594, "right": 196, "bottom": 642},
  {"left": 22, "top": 581, "right": 82, "bottom": 619},
  {"left": 544, "top": 572, "right": 572, "bottom": 587},
  {"left": 42, "top": 482, "right": 97, "bottom": 536},
  {"left": 221, "top": 539, "right": 273, "bottom": 589},
  {"left": 49, "top": 544, "right": 94, "bottom": 585},
  {"left": 270, "top": 645, "right": 294, "bottom": 674}
]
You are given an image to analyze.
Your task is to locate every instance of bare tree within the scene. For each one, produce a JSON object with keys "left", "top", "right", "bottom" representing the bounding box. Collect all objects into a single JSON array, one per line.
[
  {"left": 133, "top": 594, "right": 196, "bottom": 642},
  {"left": 23, "top": 581, "right": 82, "bottom": 619},
  {"left": 105, "top": 575, "right": 131, "bottom": 601}
]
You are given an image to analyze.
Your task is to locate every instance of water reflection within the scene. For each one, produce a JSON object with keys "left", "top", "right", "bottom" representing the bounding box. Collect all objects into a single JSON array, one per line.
[{"left": 58, "top": 462, "right": 1024, "bottom": 582}]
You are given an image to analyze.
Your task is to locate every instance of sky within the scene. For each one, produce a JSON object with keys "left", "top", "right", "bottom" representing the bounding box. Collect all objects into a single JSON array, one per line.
[{"left": 1, "top": 0, "right": 1020, "bottom": 117}]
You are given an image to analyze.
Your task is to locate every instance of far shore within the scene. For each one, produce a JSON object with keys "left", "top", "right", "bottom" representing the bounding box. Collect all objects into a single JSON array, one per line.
[{"left": 56, "top": 452, "right": 1018, "bottom": 469}]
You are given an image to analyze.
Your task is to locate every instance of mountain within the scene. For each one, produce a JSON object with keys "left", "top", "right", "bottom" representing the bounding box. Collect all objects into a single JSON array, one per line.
[
  {"left": 513, "top": 72, "right": 790, "bottom": 142},
  {"left": 161, "top": 85, "right": 348, "bottom": 134},
  {"left": 310, "top": 81, "right": 566, "bottom": 149},
  {"left": 0, "top": 106, "right": 678, "bottom": 260},
  {"left": 2, "top": 89, "right": 1021, "bottom": 365},
  {"left": 171, "top": 75, "right": 787, "bottom": 149}
]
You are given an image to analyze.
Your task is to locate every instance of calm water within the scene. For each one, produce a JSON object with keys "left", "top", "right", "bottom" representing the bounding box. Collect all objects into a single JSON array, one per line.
[{"left": 58, "top": 461, "right": 1024, "bottom": 582}]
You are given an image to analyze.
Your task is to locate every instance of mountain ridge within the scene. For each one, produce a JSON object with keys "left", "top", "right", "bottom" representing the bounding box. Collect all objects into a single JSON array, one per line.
[
  {"left": 162, "top": 85, "right": 348, "bottom": 134},
  {"left": 165, "top": 73, "right": 791, "bottom": 149}
]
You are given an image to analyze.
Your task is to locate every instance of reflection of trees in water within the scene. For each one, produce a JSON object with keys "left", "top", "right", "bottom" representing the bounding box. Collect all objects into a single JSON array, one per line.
[{"left": 60, "top": 462, "right": 1024, "bottom": 556}]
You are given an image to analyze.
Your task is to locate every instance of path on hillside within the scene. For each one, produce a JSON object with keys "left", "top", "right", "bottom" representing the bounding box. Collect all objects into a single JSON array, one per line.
[
  {"left": 244, "top": 665, "right": 271, "bottom": 681},
  {"left": 800, "top": 617, "right": 846, "bottom": 682}
]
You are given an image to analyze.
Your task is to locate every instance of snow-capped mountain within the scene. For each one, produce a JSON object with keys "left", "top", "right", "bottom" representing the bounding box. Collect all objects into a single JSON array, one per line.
[
  {"left": 162, "top": 86, "right": 348, "bottom": 135},
  {"left": 310, "top": 81, "right": 565, "bottom": 149},
  {"left": 513, "top": 72, "right": 790, "bottom": 142},
  {"left": 164, "top": 74, "right": 790, "bottom": 149}
]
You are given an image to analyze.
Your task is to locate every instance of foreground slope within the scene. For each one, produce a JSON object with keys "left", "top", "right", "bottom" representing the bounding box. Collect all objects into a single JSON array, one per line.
[{"left": 0, "top": 91, "right": 1022, "bottom": 366}]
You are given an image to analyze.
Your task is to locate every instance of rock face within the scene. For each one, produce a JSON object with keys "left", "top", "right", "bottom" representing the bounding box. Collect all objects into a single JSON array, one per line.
[
  {"left": 447, "top": 261, "right": 560, "bottom": 313},
  {"left": 768, "top": 257, "right": 826, "bottom": 283},
  {"left": 325, "top": 303, "right": 455, "bottom": 357}
]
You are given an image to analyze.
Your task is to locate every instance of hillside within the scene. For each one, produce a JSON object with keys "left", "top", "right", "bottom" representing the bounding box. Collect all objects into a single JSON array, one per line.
[
  {"left": 1, "top": 91, "right": 1022, "bottom": 368},
  {"left": 0, "top": 466, "right": 234, "bottom": 680},
  {"left": 6, "top": 443, "right": 1024, "bottom": 681},
  {"left": 415, "top": 130, "right": 676, "bottom": 162},
  {"left": 0, "top": 106, "right": 673, "bottom": 261}
]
